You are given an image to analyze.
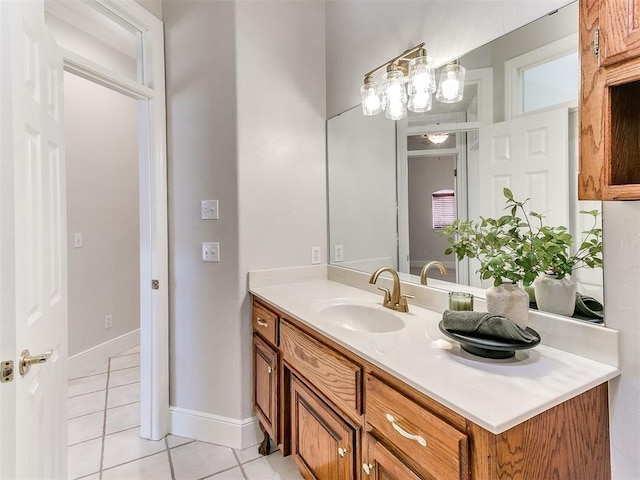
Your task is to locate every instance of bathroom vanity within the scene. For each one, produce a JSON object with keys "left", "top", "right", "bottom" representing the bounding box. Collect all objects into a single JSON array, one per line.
[{"left": 250, "top": 270, "right": 619, "bottom": 479}]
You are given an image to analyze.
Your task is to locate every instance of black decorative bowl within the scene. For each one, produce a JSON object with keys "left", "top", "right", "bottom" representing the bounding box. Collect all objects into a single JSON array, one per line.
[{"left": 438, "top": 321, "right": 541, "bottom": 359}]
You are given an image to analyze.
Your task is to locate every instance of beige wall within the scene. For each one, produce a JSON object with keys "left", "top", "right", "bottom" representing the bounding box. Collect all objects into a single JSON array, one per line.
[
  {"left": 164, "top": 0, "right": 326, "bottom": 420},
  {"left": 408, "top": 156, "right": 455, "bottom": 265},
  {"left": 65, "top": 73, "right": 140, "bottom": 356}
]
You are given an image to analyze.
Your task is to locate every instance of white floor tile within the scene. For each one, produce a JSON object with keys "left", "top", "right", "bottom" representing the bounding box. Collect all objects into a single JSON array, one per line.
[
  {"left": 68, "top": 390, "right": 105, "bottom": 419},
  {"left": 110, "top": 353, "right": 140, "bottom": 371},
  {"left": 208, "top": 466, "right": 246, "bottom": 480},
  {"left": 102, "top": 451, "right": 171, "bottom": 480},
  {"left": 67, "top": 437, "right": 102, "bottom": 479},
  {"left": 170, "top": 441, "right": 237, "bottom": 480},
  {"left": 102, "top": 428, "right": 166, "bottom": 469},
  {"left": 68, "top": 411, "right": 104, "bottom": 446},
  {"left": 109, "top": 366, "right": 140, "bottom": 388},
  {"left": 107, "top": 382, "right": 140, "bottom": 409},
  {"left": 234, "top": 443, "right": 262, "bottom": 465},
  {"left": 243, "top": 451, "right": 303, "bottom": 480},
  {"left": 105, "top": 402, "right": 140, "bottom": 434},
  {"left": 166, "top": 434, "right": 194, "bottom": 449},
  {"left": 68, "top": 374, "right": 107, "bottom": 397}
]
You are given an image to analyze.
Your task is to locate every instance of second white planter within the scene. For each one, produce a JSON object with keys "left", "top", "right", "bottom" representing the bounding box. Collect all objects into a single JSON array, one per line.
[
  {"left": 533, "top": 274, "right": 577, "bottom": 317},
  {"left": 485, "top": 283, "right": 530, "bottom": 329}
]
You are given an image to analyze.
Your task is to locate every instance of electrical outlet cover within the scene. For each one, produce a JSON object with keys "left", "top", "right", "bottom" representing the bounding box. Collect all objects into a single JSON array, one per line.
[
  {"left": 335, "top": 244, "right": 344, "bottom": 262},
  {"left": 311, "top": 246, "right": 321, "bottom": 264}
]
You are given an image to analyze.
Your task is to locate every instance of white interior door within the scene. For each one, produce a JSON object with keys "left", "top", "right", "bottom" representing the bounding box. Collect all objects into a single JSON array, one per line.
[
  {"left": 0, "top": 1, "right": 67, "bottom": 478},
  {"left": 477, "top": 108, "right": 569, "bottom": 226}
]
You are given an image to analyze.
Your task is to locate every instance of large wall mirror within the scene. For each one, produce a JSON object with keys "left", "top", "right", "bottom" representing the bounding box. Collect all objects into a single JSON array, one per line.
[{"left": 327, "top": 1, "right": 606, "bottom": 324}]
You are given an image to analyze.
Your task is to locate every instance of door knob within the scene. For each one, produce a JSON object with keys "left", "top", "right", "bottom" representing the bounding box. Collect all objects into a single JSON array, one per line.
[{"left": 19, "top": 349, "right": 52, "bottom": 376}]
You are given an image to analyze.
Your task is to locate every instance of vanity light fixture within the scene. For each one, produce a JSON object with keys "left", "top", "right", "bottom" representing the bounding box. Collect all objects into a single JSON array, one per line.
[{"left": 361, "top": 43, "right": 464, "bottom": 119}]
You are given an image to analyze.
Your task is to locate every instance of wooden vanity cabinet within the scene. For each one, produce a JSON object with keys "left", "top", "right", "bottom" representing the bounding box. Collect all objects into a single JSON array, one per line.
[
  {"left": 252, "top": 301, "right": 280, "bottom": 454},
  {"left": 579, "top": 0, "right": 640, "bottom": 199},
  {"left": 252, "top": 296, "right": 611, "bottom": 479}
]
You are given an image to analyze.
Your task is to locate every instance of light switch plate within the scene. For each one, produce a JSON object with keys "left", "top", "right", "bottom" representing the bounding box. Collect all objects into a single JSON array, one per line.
[
  {"left": 202, "top": 242, "right": 220, "bottom": 262},
  {"left": 74, "top": 233, "right": 83, "bottom": 248},
  {"left": 201, "top": 200, "right": 219, "bottom": 220}
]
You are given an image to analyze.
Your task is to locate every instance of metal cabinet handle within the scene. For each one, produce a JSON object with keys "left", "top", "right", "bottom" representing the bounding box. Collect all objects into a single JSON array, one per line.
[
  {"left": 267, "top": 366, "right": 275, "bottom": 374},
  {"left": 338, "top": 447, "right": 347, "bottom": 458},
  {"left": 19, "top": 349, "right": 52, "bottom": 376},
  {"left": 362, "top": 463, "right": 374, "bottom": 475},
  {"left": 256, "top": 317, "right": 268, "bottom": 328},
  {"left": 385, "top": 413, "right": 427, "bottom": 447}
]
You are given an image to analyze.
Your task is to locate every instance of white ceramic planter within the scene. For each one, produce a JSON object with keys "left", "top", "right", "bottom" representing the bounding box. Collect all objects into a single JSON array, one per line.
[
  {"left": 485, "top": 283, "right": 530, "bottom": 329},
  {"left": 533, "top": 274, "right": 577, "bottom": 316}
]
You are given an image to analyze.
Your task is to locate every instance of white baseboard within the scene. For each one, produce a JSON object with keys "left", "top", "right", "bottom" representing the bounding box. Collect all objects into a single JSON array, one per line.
[
  {"left": 68, "top": 329, "right": 140, "bottom": 379},
  {"left": 169, "top": 406, "right": 261, "bottom": 450}
]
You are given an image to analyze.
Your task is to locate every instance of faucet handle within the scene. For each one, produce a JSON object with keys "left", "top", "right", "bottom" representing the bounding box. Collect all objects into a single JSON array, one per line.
[
  {"left": 398, "top": 294, "right": 414, "bottom": 313},
  {"left": 377, "top": 287, "right": 391, "bottom": 305}
]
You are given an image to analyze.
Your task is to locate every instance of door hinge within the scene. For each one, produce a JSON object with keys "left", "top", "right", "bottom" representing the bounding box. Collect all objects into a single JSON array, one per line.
[
  {"left": 152, "top": 279, "right": 159, "bottom": 290},
  {"left": 594, "top": 27, "right": 600, "bottom": 58},
  {"left": 1, "top": 360, "right": 14, "bottom": 383},
  {"left": 454, "top": 168, "right": 458, "bottom": 177}
]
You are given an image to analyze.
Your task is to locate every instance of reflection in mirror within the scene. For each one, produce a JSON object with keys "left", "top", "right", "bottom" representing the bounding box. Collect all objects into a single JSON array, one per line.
[{"left": 327, "top": 1, "right": 605, "bottom": 324}]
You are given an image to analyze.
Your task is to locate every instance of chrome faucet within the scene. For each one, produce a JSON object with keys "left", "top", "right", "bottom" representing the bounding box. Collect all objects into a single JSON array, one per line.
[
  {"left": 420, "top": 261, "right": 448, "bottom": 285},
  {"left": 369, "top": 267, "right": 413, "bottom": 313}
]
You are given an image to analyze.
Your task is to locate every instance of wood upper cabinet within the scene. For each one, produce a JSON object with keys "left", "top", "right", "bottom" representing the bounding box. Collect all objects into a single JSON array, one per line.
[
  {"left": 290, "top": 374, "right": 357, "bottom": 480},
  {"left": 599, "top": 0, "right": 640, "bottom": 66},
  {"left": 363, "top": 434, "right": 422, "bottom": 480},
  {"left": 253, "top": 334, "right": 279, "bottom": 444},
  {"left": 579, "top": 0, "right": 640, "bottom": 199}
]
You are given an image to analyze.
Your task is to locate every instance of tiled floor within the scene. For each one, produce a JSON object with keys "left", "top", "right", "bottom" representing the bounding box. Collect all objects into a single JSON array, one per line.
[{"left": 68, "top": 346, "right": 302, "bottom": 479}]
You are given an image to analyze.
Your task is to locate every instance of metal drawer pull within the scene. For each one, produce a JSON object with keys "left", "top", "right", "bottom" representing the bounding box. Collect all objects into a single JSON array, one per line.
[
  {"left": 256, "top": 317, "right": 268, "bottom": 328},
  {"left": 385, "top": 413, "right": 427, "bottom": 447},
  {"left": 362, "top": 463, "right": 374, "bottom": 475},
  {"left": 338, "top": 447, "right": 347, "bottom": 458}
]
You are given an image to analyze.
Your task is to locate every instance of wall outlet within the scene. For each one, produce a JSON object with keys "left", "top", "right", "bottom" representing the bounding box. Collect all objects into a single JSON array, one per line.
[
  {"left": 311, "top": 246, "right": 321, "bottom": 265},
  {"left": 201, "top": 200, "right": 219, "bottom": 220},
  {"left": 74, "top": 233, "right": 83, "bottom": 248},
  {"left": 202, "top": 242, "right": 220, "bottom": 262},
  {"left": 104, "top": 314, "right": 112, "bottom": 329},
  {"left": 334, "top": 244, "right": 344, "bottom": 262}
]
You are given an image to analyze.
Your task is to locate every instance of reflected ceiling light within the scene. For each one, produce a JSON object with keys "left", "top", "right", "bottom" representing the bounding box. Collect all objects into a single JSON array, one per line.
[
  {"left": 361, "top": 43, "right": 464, "bottom": 119},
  {"left": 435, "top": 60, "right": 466, "bottom": 103},
  {"left": 424, "top": 133, "right": 450, "bottom": 145}
]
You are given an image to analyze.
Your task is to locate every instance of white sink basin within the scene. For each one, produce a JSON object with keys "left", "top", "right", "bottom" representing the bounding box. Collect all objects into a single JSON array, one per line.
[{"left": 318, "top": 301, "right": 405, "bottom": 333}]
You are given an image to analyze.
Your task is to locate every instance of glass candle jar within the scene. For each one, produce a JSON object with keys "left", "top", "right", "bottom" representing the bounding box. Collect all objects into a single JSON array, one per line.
[{"left": 449, "top": 292, "right": 474, "bottom": 311}]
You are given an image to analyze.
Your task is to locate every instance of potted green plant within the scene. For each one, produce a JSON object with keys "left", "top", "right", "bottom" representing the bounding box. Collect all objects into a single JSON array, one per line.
[{"left": 441, "top": 188, "right": 603, "bottom": 320}]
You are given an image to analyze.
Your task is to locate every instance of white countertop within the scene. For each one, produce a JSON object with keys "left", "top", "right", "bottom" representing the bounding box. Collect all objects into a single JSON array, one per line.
[{"left": 250, "top": 278, "right": 620, "bottom": 435}]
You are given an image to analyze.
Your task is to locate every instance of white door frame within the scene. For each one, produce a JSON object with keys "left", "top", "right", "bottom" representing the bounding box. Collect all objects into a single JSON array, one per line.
[{"left": 52, "top": 0, "right": 169, "bottom": 440}]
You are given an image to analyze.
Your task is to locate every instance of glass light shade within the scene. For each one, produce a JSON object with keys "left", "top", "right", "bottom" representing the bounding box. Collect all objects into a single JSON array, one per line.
[
  {"left": 426, "top": 133, "right": 449, "bottom": 144},
  {"left": 408, "top": 55, "right": 436, "bottom": 94},
  {"left": 360, "top": 79, "right": 383, "bottom": 115},
  {"left": 381, "top": 69, "right": 407, "bottom": 120},
  {"left": 408, "top": 91, "right": 432, "bottom": 113},
  {"left": 436, "top": 63, "right": 466, "bottom": 103}
]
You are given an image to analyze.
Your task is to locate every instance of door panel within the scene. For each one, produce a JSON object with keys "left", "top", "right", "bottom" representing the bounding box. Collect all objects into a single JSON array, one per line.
[
  {"left": 600, "top": 0, "right": 640, "bottom": 66},
  {"left": 0, "top": 0, "right": 67, "bottom": 477},
  {"left": 253, "top": 334, "right": 278, "bottom": 441},
  {"left": 291, "top": 374, "right": 356, "bottom": 480},
  {"left": 364, "top": 434, "right": 422, "bottom": 480}
]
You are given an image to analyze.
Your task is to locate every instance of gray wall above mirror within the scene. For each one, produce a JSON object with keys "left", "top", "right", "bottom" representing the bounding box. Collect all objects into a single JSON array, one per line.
[{"left": 327, "top": 1, "right": 606, "bottom": 324}]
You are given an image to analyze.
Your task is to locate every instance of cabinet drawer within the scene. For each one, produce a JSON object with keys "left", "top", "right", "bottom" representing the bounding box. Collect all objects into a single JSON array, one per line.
[
  {"left": 280, "top": 320, "right": 362, "bottom": 416},
  {"left": 366, "top": 375, "right": 468, "bottom": 480},
  {"left": 252, "top": 302, "right": 278, "bottom": 346}
]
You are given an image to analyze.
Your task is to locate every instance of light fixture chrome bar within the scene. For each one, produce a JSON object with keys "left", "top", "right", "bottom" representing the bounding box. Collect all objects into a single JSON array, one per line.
[{"left": 363, "top": 42, "right": 425, "bottom": 79}]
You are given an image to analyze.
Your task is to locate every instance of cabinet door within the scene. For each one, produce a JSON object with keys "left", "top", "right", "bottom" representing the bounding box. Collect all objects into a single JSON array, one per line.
[
  {"left": 290, "top": 374, "right": 356, "bottom": 480},
  {"left": 253, "top": 334, "right": 278, "bottom": 441},
  {"left": 600, "top": 0, "right": 640, "bottom": 66},
  {"left": 363, "top": 435, "right": 422, "bottom": 480}
]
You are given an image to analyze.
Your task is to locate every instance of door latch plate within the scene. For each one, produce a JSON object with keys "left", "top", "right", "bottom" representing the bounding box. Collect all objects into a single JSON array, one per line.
[{"left": 1, "top": 361, "right": 14, "bottom": 383}]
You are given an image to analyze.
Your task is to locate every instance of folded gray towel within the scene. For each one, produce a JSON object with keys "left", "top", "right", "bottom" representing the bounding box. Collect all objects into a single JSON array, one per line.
[
  {"left": 442, "top": 310, "right": 537, "bottom": 343},
  {"left": 574, "top": 293, "right": 604, "bottom": 320}
]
